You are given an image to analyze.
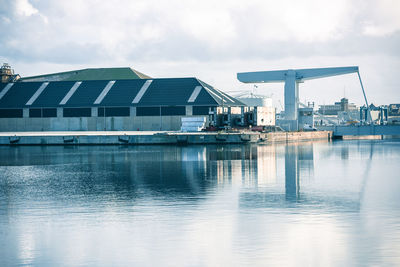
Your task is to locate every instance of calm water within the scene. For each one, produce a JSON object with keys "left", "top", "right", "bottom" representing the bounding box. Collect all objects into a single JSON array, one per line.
[{"left": 0, "top": 140, "right": 400, "bottom": 266}]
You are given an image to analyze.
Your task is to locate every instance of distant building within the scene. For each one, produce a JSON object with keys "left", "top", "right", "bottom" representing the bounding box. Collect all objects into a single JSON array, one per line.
[
  {"left": 388, "top": 104, "right": 400, "bottom": 116},
  {"left": 360, "top": 104, "right": 388, "bottom": 124},
  {"left": 318, "top": 98, "right": 357, "bottom": 115},
  {"left": 0, "top": 63, "right": 20, "bottom": 83},
  {"left": 298, "top": 106, "right": 314, "bottom": 129},
  {"left": 387, "top": 104, "right": 400, "bottom": 124},
  {"left": 338, "top": 110, "right": 360, "bottom": 124}
]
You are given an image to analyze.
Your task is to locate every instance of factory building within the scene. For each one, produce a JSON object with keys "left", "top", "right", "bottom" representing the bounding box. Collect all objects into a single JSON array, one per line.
[
  {"left": 0, "top": 77, "right": 244, "bottom": 132},
  {"left": 318, "top": 98, "right": 357, "bottom": 115},
  {"left": 236, "top": 93, "right": 275, "bottom": 127},
  {"left": 0, "top": 63, "right": 20, "bottom": 83}
]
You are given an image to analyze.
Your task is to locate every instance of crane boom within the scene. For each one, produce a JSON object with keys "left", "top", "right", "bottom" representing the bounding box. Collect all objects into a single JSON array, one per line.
[{"left": 237, "top": 66, "right": 369, "bottom": 130}]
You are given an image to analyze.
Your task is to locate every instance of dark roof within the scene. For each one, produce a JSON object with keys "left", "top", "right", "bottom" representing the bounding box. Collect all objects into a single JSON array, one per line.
[
  {"left": 0, "top": 82, "right": 43, "bottom": 108},
  {"left": 0, "top": 78, "right": 244, "bottom": 109},
  {"left": 30, "top": 81, "right": 75, "bottom": 107},
  {"left": 19, "top": 67, "right": 151, "bottom": 82},
  {"left": 66, "top": 80, "right": 109, "bottom": 107}
]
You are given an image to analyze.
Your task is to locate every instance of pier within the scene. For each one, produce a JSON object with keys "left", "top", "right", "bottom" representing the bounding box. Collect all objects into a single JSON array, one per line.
[
  {"left": 0, "top": 130, "right": 331, "bottom": 145},
  {"left": 318, "top": 125, "right": 400, "bottom": 138}
]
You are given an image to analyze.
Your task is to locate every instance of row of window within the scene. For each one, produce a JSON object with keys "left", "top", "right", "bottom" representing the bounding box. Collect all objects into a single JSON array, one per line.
[{"left": 0, "top": 106, "right": 212, "bottom": 118}]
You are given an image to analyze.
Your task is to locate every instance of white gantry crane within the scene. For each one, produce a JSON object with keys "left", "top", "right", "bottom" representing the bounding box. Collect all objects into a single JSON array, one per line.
[{"left": 237, "top": 66, "right": 370, "bottom": 130}]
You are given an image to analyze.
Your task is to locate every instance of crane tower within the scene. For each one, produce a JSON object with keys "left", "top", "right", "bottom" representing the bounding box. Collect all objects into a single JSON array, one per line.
[{"left": 237, "top": 66, "right": 369, "bottom": 130}]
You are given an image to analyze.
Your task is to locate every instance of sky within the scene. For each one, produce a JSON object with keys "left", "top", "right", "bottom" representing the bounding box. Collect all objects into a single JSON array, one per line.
[{"left": 1, "top": 0, "right": 399, "bottom": 109}]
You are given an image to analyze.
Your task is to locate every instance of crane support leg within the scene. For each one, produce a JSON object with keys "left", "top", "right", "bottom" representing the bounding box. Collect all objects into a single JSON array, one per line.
[
  {"left": 357, "top": 71, "right": 372, "bottom": 123},
  {"left": 284, "top": 70, "right": 299, "bottom": 130}
]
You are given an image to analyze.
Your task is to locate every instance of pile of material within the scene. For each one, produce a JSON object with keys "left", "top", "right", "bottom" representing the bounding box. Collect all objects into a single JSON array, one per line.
[{"left": 181, "top": 117, "right": 206, "bottom": 132}]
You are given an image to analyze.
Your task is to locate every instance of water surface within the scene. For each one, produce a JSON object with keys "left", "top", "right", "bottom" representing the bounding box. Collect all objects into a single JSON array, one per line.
[{"left": 0, "top": 140, "right": 399, "bottom": 266}]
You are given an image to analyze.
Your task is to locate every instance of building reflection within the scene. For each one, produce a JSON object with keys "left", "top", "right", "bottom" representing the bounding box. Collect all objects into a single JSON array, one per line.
[
  {"left": 1, "top": 141, "right": 374, "bottom": 218},
  {"left": 205, "top": 143, "right": 314, "bottom": 201},
  {"left": 0, "top": 144, "right": 313, "bottom": 202}
]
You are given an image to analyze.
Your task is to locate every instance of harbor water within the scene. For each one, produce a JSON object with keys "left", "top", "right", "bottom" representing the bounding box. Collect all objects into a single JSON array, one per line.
[{"left": 0, "top": 140, "right": 399, "bottom": 266}]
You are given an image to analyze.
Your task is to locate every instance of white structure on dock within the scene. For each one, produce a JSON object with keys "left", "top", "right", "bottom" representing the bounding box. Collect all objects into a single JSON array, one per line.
[{"left": 236, "top": 92, "right": 275, "bottom": 127}]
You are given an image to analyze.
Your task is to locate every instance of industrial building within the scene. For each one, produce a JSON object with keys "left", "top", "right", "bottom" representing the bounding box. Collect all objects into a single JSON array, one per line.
[
  {"left": 388, "top": 104, "right": 400, "bottom": 116},
  {"left": 236, "top": 93, "right": 276, "bottom": 127},
  {"left": 0, "top": 76, "right": 246, "bottom": 131},
  {"left": 318, "top": 98, "right": 357, "bottom": 115},
  {"left": 0, "top": 63, "right": 20, "bottom": 83}
]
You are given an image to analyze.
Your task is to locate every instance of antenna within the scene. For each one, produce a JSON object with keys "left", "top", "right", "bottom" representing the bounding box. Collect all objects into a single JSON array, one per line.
[{"left": 252, "top": 84, "right": 258, "bottom": 97}]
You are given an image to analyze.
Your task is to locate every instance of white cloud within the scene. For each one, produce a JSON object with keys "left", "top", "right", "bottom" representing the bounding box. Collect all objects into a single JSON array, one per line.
[
  {"left": 178, "top": 1, "right": 236, "bottom": 47},
  {"left": 234, "top": 0, "right": 352, "bottom": 42},
  {"left": 361, "top": 0, "right": 400, "bottom": 36},
  {"left": 15, "top": 0, "right": 38, "bottom": 17},
  {"left": 1, "top": 0, "right": 399, "bottom": 105},
  {"left": 1, "top": 15, "right": 11, "bottom": 24}
]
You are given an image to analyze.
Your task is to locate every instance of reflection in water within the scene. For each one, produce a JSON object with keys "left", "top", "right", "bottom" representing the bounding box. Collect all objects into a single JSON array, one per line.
[
  {"left": 341, "top": 145, "right": 349, "bottom": 160},
  {"left": 0, "top": 141, "right": 400, "bottom": 266},
  {"left": 285, "top": 145, "right": 300, "bottom": 201}
]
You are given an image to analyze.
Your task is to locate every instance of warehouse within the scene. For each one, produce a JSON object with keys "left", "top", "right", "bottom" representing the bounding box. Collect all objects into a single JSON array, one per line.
[
  {"left": 18, "top": 67, "right": 151, "bottom": 82},
  {"left": 0, "top": 77, "right": 244, "bottom": 131}
]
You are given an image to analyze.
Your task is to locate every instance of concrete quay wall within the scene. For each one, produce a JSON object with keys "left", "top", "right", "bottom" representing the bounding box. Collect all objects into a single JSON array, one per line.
[
  {"left": 318, "top": 125, "right": 400, "bottom": 137},
  {"left": 0, "top": 116, "right": 184, "bottom": 132},
  {"left": 0, "top": 132, "right": 259, "bottom": 145},
  {"left": 0, "top": 131, "right": 332, "bottom": 145},
  {"left": 266, "top": 131, "right": 332, "bottom": 143}
]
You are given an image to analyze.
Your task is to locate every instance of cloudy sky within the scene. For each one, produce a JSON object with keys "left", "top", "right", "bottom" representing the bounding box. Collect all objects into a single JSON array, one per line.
[{"left": 1, "top": 0, "right": 399, "bottom": 108}]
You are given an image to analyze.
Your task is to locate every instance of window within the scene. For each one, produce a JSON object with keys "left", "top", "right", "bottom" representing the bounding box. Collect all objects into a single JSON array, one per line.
[
  {"left": 43, "top": 108, "right": 57, "bottom": 117},
  {"left": 193, "top": 106, "right": 211, "bottom": 115},
  {"left": 29, "top": 109, "right": 42, "bottom": 118},
  {"left": 0, "top": 109, "right": 23, "bottom": 118},
  {"left": 136, "top": 106, "right": 187, "bottom": 116},
  {"left": 29, "top": 108, "right": 57, "bottom": 118},
  {"left": 63, "top": 108, "right": 91, "bottom": 117},
  {"left": 161, "top": 106, "right": 185, "bottom": 116},
  {"left": 136, "top": 107, "right": 160, "bottom": 116},
  {"left": 98, "top": 107, "right": 130, "bottom": 117}
]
